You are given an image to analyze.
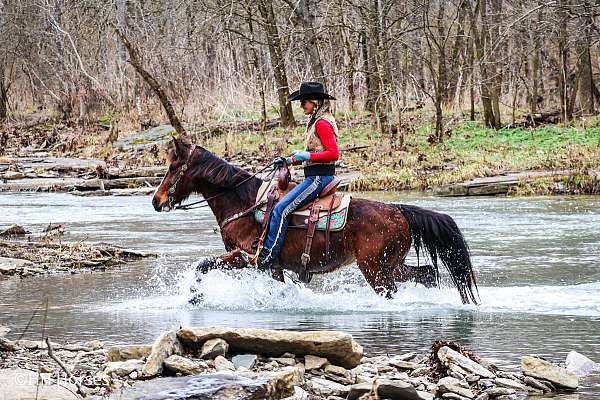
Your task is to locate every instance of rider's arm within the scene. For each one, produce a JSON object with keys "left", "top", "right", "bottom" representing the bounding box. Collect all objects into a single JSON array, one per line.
[{"left": 309, "top": 119, "right": 339, "bottom": 163}]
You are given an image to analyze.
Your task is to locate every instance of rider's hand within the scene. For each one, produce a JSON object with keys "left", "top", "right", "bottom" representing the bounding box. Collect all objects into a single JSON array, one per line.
[
  {"left": 291, "top": 150, "right": 310, "bottom": 162},
  {"left": 271, "top": 156, "right": 287, "bottom": 167}
]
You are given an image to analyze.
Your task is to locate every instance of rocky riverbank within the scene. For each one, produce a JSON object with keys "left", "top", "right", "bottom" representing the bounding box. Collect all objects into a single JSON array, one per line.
[
  {"left": 0, "top": 326, "right": 596, "bottom": 400},
  {"left": 0, "top": 224, "right": 152, "bottom": 278}
]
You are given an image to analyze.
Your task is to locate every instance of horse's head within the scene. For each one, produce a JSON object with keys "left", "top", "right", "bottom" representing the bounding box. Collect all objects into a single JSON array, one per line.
[{"left": 152, "top": 135, "right": 197, "bottom": 212}]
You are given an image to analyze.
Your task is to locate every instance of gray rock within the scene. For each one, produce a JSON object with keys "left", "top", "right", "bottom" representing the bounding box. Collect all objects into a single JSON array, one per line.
[
  {"left": 410, "top": 366, "right": 432, "bottom": 377},
  {"left": 305, "top": 354, "right": 329, "bottom": 370},
  {"left": 377, "top": 379, "right": 421, "bottom": 400},
  {"left": 324, "top": 364, "right": 354, "bottom": 385},
  {"left": 474, "top": 394, "right": 490, "bottom": 400},
  {"left": 485, "top": 387, "right": 515, "bottom": 396},
  {"left": 107, "top": 369, "right": 301, "bottom": 399},
  {"left": 565, "top": 350, "right": 598, "bottom": 377},
  {"left": 390, "top": 352, "right": 418, "bottom": 362},
  {"left": 107, "top": 344, "right": 152, "bottom": 361},
  {"left": 271, "top": 357, "right": 296, "bottom": 366},
  {"left": 390, "top": 360, "right": 422, "bottom": 370},
  {"left": 523, "top": 376, "right": 553, "bottom": 392},
  {"left": 177, "top": 326, "right": 363, "bottom": 369},
  {"left": 105, "top": 359, "right": 144, "bottom": 377},
  {"left": 14, "top": 339, "right": 61, "bottom": 350},
  {"left": 214, "top": 355, "right": 235, "bottom": 371},
  {"left": 232, "top": 354, "right": 258, "bottom": 369},
  {"left": 438, "top": 383, "right": 475, "bottom": 399},
  {"left": 0, "top": 224, "right": 28, "bottom": 237},
  {"left": 347, "top": 382, "right": 375, "bottom": 400},
  {"left": 442, "top": 393, "right": 470, "bottom": 400},
  {"left": 114, "top": 124, "right": 176, "bottom": 151},
  {"left": 417, "top": 390, "right": 435, "bottom": 400},
  {"left": 0, "top": 337, "right": 18, "bottom": 351},
  {"left": 466, "top": 374, "right": 480, "bottom": 384},
  {"left": 438, "top": 347, "right": 495, "bottom": 378},
  {"left": 85, "top": 339, "right": 103, "bottom": 350},
  {"left": 0, "top": 368, "right": 79, "bottom": 399},
  {"left": 164, "top": 355, "right": 208, "bottom": 375},
  {"left": 200, "top": 338, "right": 229, "bottom": 359},
  {"left": 0, "top": 326, "right": 10, "bottom": 337},
  {"left": 438, "top": 376, "right": 461, "bottom": 386},
  {"left": 0, "top": 257, "right": 33, "bottom": 275},
  {"left": 309, "top": 377, "right": 350, "bottom": 397},
  {"left": 521, "top": 355, "right": 578, "bottom": 389},
  {"left": 494, "top": 377, "right": 527, "bottom": 391},
  {"left": 142, "top": 330, "right": 183, "bottom": 377}
]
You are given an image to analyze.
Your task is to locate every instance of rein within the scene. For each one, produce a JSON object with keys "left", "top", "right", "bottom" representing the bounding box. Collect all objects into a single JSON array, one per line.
[{"left": 169, "top": 147, "right": 276, "bottom": 214}]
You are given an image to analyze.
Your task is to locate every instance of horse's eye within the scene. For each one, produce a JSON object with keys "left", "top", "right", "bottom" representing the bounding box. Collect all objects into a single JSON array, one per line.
[{"left": 169, "top": 164, "right": 177, "bottom": 173}]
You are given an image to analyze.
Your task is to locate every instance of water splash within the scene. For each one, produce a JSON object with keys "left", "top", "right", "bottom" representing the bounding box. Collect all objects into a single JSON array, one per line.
[{"left": 173, "top": 260, "right": 600, "bottom": 317}]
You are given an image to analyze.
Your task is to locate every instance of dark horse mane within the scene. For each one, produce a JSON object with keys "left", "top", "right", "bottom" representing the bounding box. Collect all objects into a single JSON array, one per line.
[{"left": 193, "top": 146, "right": 262, "bottom": 206}]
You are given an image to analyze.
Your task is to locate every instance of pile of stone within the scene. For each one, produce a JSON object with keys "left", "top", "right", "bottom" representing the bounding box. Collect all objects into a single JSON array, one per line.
[{"left": 0, "top": 326, "right": 594, "bottom": 400}]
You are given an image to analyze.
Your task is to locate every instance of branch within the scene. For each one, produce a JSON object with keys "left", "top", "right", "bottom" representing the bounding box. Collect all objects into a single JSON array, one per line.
[
  {"left": 45, "top": 337, "right": 86, "bottom": 397},
  {"left": 114, "top": 28, "right": 186, "bottom": 136}
]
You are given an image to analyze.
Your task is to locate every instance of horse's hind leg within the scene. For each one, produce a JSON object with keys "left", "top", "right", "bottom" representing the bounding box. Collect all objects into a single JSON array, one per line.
[
  {"left": 394, "top": 264, "right": 439, "bottom": 288},
  {"left": 356, "top": 250, "right": 399, "bottom": 299}
]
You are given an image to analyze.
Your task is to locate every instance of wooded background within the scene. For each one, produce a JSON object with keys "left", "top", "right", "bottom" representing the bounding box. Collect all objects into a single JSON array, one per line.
[{"left": 2, "top": 0, "right": 600, "bottom": 139}]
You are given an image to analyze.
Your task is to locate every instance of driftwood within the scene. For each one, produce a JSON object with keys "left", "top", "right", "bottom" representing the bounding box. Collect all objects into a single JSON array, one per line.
[
  {"left": 510, "top": 110, "right": 562, "bottom": 127},
  {"left": 0, "top": 239, "right": 151, "bottom": 260},
  {"left": 46, "top": 337, "right": 86, "bottom": 397}
]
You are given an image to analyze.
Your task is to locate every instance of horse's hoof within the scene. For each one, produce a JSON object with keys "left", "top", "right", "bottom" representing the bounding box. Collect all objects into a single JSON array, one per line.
[
  {"left": 194, "top": 256, "right": 218, "bottom": 274},
  {"left": 188, "top": 292, "right": 204, "bottom": 305}
]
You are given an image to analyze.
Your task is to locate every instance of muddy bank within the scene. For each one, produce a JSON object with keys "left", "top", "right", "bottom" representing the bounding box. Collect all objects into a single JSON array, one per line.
[{"left": 0, "top": 326, "right": 595, "bottom": 400}]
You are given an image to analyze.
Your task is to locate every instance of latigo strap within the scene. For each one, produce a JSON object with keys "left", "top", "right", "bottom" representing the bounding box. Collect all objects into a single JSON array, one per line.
[{"left": 299, "top": 200, "right": 321, "bottom": 283}]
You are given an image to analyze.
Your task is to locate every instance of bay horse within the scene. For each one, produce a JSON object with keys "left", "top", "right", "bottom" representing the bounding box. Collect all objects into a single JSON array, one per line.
[{"left": 152, "top": 136, "right": 479, "bottom": 304}]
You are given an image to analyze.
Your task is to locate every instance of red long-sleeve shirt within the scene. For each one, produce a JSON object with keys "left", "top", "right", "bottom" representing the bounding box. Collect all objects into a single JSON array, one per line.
[{"left": 309, "top": 119, "right": 339, "bottom": 163}]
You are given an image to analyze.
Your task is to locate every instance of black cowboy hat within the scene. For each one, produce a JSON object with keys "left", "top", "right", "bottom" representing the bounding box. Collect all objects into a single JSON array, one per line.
[{"left": 288, "top": 81, "right": 336, "bottom": 101}]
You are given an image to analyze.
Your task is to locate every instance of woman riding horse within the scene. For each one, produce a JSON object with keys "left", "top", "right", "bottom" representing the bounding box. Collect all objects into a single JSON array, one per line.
[{"left": 257, "top": 82, "right": 339, "bottom": 271}]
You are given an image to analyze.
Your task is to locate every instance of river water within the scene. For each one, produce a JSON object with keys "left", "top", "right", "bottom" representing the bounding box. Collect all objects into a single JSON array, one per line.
[{"left": 1, "top": 192, "right": 599, "bottom": 397}]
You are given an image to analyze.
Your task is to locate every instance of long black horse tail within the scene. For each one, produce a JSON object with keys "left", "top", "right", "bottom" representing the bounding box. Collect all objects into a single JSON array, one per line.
[{"left": 397, "top": 204, "right": 479, "bottom": 305}]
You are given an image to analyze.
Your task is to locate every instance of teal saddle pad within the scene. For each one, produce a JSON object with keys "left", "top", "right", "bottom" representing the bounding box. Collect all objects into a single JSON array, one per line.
[{"left": 254, "top": 207, "right": 348, "bottom": 231}]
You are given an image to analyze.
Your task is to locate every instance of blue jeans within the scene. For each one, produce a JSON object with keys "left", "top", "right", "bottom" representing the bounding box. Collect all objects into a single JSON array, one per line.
[{"left": 261, "top": 175, "right": 334, "bottom": 263}]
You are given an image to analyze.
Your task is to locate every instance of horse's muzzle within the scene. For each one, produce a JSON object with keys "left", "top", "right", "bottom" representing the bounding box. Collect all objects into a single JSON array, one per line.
[{"left": 152, "top": 196, "right": 164, "bottom": 212}]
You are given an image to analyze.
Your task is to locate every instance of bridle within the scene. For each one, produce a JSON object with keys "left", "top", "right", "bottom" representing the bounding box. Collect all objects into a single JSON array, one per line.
[{"left": 166, "top": 144, "right": 196, "bottom": 209}]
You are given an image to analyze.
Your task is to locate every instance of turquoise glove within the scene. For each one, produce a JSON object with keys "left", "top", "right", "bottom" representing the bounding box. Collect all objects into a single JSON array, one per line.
[{"left": 291, "top": 150, "right": 310, "bottom": 162}]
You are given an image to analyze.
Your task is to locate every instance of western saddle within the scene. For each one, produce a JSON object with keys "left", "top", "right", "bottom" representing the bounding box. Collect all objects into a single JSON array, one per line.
[{"left": 255, "top": 163, "right": 346, "bottom": 283}]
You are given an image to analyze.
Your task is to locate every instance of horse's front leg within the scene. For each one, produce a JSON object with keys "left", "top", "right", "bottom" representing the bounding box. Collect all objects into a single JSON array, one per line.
[
  {"left": 194, "top": 249, "right": 285, "bottom": 282},
  {"left": 194, "top": 249, "right": 251, "bottom": 274}
]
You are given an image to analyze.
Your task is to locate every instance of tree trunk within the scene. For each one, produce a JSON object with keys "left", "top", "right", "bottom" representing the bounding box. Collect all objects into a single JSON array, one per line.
[
  {"left": 435, "top": 93, "right": 443, "bottom": 141},
  {"left": 435, "top": 1, "right": 449, "bottom": 106},
  {"left": 372, "top": 0, "right": 390, "bottom": 135},
  {"left": 361, "top": 30, "right": 375, "bottom": 113},
  {"left": 557, "top": 0, "right": 571, "bottom": 122},
  {"left": 0, "top": 0, "right": 6, "bottom": 122},
  {"left": 246, "top": 6, "right": 268, "bottom": 131},
  {"left": 340, "top": 18, "right": 355, "bottom": 112},
  {"left": 287, "top": 0, "right": 326, "bottom": 86},
  {"left": 258, "top": 0, "right": 295, "bottom": 128},
  {"left": 0, "top": 71, "right": 7, "bottom": 122},
  {"left": 446, "top": 2, "right": 467, "bottom": 107},
  {"left": 576, "top": 1, "right": 594, "bottom": 115},
  {"left": 469, "top": 0, "right": 497, "bottom": 128}
]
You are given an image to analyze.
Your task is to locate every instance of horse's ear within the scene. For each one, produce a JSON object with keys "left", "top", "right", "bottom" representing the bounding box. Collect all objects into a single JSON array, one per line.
[{"left": 172, "top": 136, "right": 184, "bottom": 158}]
